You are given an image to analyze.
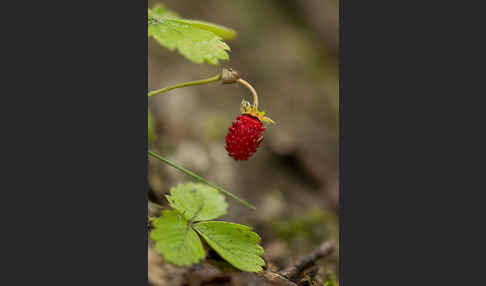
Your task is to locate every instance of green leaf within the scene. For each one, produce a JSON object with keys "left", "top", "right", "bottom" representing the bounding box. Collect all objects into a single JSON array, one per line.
[
  {"left": 193, "top": 221, "right": 265, "bottom": 272},
  {"left": 166, "top": 182, "right": 228, "bottom": 221},
  {"left": 148, "top": 5, "right": 235, "bottom": 40},
  {"left": 150, "top": 210, "right": 206, "bottom": 266},
  {"left": 150, "top": 3, "right": 180, "bottom": 19},
  {"left": 148, "top": 6, "right": 233, "bottom": 66},
  {"left": 175, "top": 19, "right": 237, "bottom": 40}
]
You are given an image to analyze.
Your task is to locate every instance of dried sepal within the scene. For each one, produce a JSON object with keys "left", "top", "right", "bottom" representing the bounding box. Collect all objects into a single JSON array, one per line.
[{"left": 240, "top": 100, "right": 275, "bottom": 124}]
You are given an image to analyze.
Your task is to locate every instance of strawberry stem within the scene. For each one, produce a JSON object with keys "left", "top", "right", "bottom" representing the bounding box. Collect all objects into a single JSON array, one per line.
[
  {"left": 236, "top": 78, "right": 259, "bottom": 108},
  {"left": 148, "top": 69, "right": 260, "bottom": 111},
  {"left": 148, "top": 74, "right": 222, "bottom": 97},
  {"left": 148, "top": 150, "right": 256, "bottom": 210}
]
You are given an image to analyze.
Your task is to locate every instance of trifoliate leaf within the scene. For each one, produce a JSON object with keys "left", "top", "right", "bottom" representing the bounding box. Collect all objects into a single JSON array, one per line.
[
  {"left": 166, "top": 182, "right": 228, "bottom": 221},
  {"left": 193, "top": 221, "right": 265, "bottom": 272},
  {"left": 148, "top": 6, "right": 233, "bottom": 66},
  {"left": 150, "top": 210, "right": 205, "bottom": 266}
]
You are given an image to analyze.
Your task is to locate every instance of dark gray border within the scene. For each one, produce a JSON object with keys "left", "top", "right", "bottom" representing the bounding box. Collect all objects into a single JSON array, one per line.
[
  {"left": 2, "top": 0, "right": 148, "bottom": 284},
  {"left": 338, "top": 0, "right": 472, "bottom": 284}
]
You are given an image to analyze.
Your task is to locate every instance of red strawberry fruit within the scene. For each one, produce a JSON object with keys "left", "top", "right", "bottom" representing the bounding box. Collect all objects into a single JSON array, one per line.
[
  {"left": 225, "top": 100, "right": 274, "bottom": 160},
  {"left": 226, "top": 114, "right": 265, "bottom": 160}
]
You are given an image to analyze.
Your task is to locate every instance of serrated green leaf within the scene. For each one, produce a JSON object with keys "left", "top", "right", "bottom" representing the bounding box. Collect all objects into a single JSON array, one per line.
[
  {"left": 175, "top": 19, "right": 237, "bottom": 40},
  {"left": 148, "top": 7, "right": 232, "bottom": 66},
  {"left": 150, "top": 210, "right": 205, "bottom": 266},
  {"left": 193, "top": 221, "right": 265, "bottom": 272},
  {"left": 148, "top": 5, "right": 235, "bottom": 40},
  {"left": 166, "top": 182, "right": 228, "bottom": 221}
]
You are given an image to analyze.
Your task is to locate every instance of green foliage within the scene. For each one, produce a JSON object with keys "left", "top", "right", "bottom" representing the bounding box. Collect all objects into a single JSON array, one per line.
[
  {"left": 148, "top": 3, "right": 264, "bottom": 274},
  {"left": 150, "top": 210, "right": 205, "bottom": 266},
  {"left": 148, "top": 4, "right": 236, "bottom": 66},
  {"left": 193, "top": 221, "right": 265, "bottom": 272},
  {"left": 149, "top": 3, "right": 179, "bottom": 19},
  {"left": 149, "top": 182, "right": 264, "bottom": 271},
  {"left": 174, "top": 19, "right": 237, "bottom": 40},
  {"left": 166, "top": 182, "right": 228, "bottom": 221}
]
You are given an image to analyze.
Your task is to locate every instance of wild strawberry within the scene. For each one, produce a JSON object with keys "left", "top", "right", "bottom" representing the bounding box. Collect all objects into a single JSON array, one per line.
[
  {"left": 226, "top": 114, "right": 265, "bottom": 160},
  {"left": 225, "top": 100, "right": 274, "bottom": 160}
]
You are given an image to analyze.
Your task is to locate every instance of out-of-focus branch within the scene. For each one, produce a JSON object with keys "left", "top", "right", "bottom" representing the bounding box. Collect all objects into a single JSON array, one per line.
[{"left": 279, "top": 240, "right": 336, "bottom": 282}]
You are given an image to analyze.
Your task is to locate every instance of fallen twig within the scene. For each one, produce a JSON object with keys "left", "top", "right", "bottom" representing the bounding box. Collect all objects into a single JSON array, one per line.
[
  {"left": 279, "top": 240, "right": 336, "bottom": 282},
  {"left": 262, "top": 271, "right": 298, "bottom": 286}
]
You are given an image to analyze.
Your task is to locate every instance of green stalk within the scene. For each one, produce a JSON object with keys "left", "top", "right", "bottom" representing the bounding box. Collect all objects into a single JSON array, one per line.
[
  {"left": 148, "top": 150, "right": 256, "bottom": 210},
  {"left": 148, "top": 74, "right": 222, "bottom": 97}
]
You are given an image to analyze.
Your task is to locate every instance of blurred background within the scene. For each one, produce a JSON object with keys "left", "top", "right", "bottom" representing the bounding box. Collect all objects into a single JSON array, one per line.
[{"left": 148, "top": 0, "right": 339, "bottom": 284}]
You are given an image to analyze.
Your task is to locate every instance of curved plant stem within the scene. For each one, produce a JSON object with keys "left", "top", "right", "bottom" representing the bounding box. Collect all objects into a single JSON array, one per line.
[
  {"left": 148, "top": 150, "right": 256, "bottom": 210},
  {"left": 237, "top": 78, "right": 259, "bottom": 108},
  {"left": 148, "top": 74, "right": 222, "bottom": 97}
]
